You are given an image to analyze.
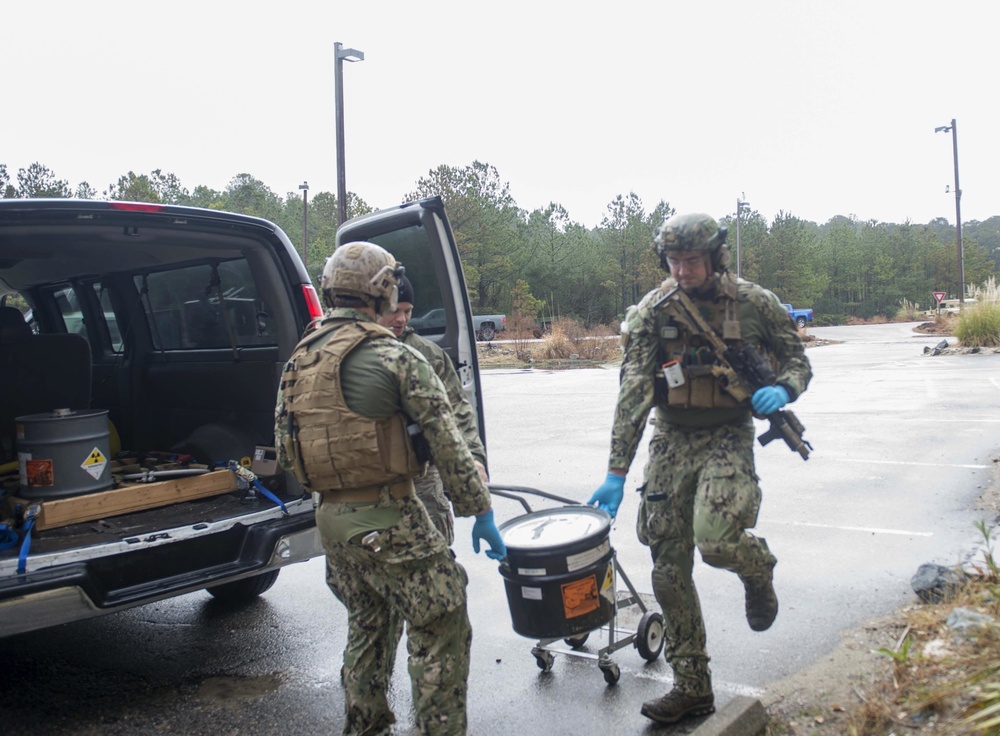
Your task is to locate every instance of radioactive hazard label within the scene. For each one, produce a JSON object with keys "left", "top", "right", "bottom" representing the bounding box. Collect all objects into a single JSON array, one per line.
[
  {"left": 81, "top": 447, "right": 108, "bottom": 480},
  {"left": 561, "top": 574, "right": 600, "bottom": 620},
  {"left": 600, "top": 562, "right": 616, "bottom": 605}
]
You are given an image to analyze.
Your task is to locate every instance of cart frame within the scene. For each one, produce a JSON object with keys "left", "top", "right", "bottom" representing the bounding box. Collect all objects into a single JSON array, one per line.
[{"left": 489, "top": 483, "right": 665, "bottom": 685}]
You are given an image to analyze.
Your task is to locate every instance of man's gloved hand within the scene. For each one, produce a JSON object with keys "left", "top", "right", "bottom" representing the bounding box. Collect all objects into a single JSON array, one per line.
[
  {"left": 752, "top": 385, "right": 790, "bottom": 415},
  {"left": 472, "top": 509, "right": 506, "bottom": 560},
  {"left": 587, "top": 472, "right": 625, "bottom": 518}
]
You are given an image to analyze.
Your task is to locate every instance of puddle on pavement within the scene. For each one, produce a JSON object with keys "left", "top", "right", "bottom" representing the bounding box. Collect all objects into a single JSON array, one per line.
[{"left": 193, "top": 674, "right": 282, "bottom": 707}]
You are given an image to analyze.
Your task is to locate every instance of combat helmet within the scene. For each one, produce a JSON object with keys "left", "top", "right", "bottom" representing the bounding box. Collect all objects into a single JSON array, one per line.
[
  {"left": 652, "top": 213, "right": 730, "bottom": 273},
  {"left": 320, "top": 241, "right": 404, "bottom": 315}
]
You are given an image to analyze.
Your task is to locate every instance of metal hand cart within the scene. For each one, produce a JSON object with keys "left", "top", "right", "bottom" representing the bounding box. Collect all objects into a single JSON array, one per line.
[{"left": 488, "top": 483, "right": 665, "bottom": 685}]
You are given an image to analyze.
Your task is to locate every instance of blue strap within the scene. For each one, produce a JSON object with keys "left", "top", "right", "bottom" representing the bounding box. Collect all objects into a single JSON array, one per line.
[
  {"left": 225, "top": 460, "right": 288, "bottom": 515},
  {"left": 17, "top": 505, "right": 39, "bottom": 575},
  {"left": 251, "top": 478, "right": 288, "bottom": 515},
  {"left": 0, "top": 524, "right": 18, "bottom": 551}
]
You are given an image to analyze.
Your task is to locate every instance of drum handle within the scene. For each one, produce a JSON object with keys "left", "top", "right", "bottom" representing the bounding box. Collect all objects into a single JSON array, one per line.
[{"left": 486, "top": 484, "right": 580, "bottom": 513}]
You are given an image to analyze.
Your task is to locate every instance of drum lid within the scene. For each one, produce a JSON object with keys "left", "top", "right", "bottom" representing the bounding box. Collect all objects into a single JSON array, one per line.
[{"left": 500, "top": 506, "right": 610, "bottom": 550}]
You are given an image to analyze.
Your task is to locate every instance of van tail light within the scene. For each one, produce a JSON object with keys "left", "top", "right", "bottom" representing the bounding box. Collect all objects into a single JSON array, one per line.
[{"left": 302, "top": 284, "right": 324, "bottom": 321}]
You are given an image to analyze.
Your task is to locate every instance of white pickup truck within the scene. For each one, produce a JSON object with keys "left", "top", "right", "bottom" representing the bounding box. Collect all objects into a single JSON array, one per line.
[{"left": 925, "top": 298, "right": 975, "bottom": 317}]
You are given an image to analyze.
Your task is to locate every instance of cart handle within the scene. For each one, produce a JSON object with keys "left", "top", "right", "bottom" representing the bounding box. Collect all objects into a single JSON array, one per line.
[{"left": 487, "top": 483, "right": 582, "bottom": 513}]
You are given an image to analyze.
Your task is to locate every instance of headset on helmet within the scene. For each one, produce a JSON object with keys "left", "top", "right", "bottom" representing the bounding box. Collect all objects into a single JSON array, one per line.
[
  {"left": 320, "top": 241, "right": 405, "bottom": 315},
  {"left": 652, "top": 213, "right": 730, "bottom": 273}
]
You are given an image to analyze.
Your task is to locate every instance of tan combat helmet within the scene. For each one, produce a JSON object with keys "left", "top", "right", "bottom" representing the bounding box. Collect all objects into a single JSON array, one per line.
[{"left": 320, "top": 241, "right": 404, "bottom": 315}]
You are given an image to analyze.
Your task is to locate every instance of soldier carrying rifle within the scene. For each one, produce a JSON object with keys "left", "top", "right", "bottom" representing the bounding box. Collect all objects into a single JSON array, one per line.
[{"left": 589, "top": 213, "right": 813, "bottom": 726}]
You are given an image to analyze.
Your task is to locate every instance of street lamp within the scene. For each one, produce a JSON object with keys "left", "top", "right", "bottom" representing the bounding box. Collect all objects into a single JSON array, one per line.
[
  {"left": 736, "top": 195, "right": 751, "bottom": 278},
  {"left": 935, "top": 119, "right": 964, "bottom": 309},
  {"left": 335, "top": 41, "right": 365, "bottom": 226},
  {"left": 298, "top": 181, "right": 309, "bottom": 265}
]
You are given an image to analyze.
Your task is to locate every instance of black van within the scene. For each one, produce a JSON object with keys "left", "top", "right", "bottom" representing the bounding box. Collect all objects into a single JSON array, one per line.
[{"left": 0, "top": 196, "right": 480, "bottom": 637}]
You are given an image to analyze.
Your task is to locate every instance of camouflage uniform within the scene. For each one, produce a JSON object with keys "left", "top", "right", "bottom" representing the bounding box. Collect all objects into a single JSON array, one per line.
[
  {"left": 275, "top": 307, "right": 491, "bottom": 736},
  {"left": 610, "top": 272, "right": 811, "bottom": 696}
]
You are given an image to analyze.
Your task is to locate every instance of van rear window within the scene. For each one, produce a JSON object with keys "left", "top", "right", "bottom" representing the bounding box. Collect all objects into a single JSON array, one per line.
[{"left": 137, "top": 260, "right": 276, "bottom": 350}]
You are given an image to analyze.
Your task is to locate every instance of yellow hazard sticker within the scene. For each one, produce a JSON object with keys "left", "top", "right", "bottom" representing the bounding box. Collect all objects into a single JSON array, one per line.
[
  {"left": 600, "top": 562, "right": 616, "bottom": 604},
  {"left": 561, "top": 574, "right": 600, "bottom": 620},
  {"left": 81, "top": 447, "right": 108, "bottom": 480}
]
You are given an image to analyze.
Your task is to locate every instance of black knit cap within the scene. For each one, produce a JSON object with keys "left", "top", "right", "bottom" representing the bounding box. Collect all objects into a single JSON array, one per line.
[{"left": 397, "top": 275, "right": 415, "bottom": 305}]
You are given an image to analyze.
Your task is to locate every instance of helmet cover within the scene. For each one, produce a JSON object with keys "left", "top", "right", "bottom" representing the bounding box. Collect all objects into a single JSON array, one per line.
[
  {"left": 652, "top": 213, "right": 730, "bottom": 272},
  {"left": 320, "top": 241, "right": 404, "bottom": 314}
]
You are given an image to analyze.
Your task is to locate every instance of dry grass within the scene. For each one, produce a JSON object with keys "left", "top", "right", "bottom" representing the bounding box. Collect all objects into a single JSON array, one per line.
[
  {"left": 845, "top": 590, "right": 998, "bottom": 734},
  {"left": 475, "top": 318, "right": 619, "bottom": 369},
  {"left": 967, "top": 276, "right": 1000, "bottom": 304},
  {"left": 536, "top": 318, "right": 618, "bottom": 363},
  {"left": 955, "top": 303, "right": 1000, "bottom": 348},
  {"left": 846, "top": 315, "right": 890, "bottom": 325},
  {"left": 897, "top": 298, "right": 923, "bottom": 322}
]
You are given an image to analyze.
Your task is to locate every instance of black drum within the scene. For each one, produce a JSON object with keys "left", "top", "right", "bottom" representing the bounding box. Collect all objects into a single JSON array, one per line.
[{"left": 499, "top": 506, "right": 615, "bottom": 639}]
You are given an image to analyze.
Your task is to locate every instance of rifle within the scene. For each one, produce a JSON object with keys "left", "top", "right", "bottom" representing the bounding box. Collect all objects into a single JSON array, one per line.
[{"left": 652, "top": 285, "right": 813, "bottom": 460}]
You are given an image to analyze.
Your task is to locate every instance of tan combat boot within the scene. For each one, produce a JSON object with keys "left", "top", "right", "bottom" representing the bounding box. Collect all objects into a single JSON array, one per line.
[{"left": 640, "top": 689, "right": 715, "bottom": 724}]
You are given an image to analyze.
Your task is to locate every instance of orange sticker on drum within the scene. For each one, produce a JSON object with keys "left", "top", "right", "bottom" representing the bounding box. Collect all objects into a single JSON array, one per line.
[
  {"left": 26, "top": 459, "right": 54, "bottom": 487},
  {"left": 561, "top": 574, "right": 600, "bottom": 620}
]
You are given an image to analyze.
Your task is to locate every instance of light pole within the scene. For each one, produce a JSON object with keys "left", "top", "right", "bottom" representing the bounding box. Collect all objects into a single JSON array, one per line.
[
  {"left": 298, "top": 181, "right": 309, "bottom": 265},
  {"left": 935, "top": 119, "right": 964, "bottom": 308},
  {"left": 335, "top": 41, "right": 365, "bottom": 227},
  {"left": 736, "top": 195, "right": 750, "bottom": 278}
]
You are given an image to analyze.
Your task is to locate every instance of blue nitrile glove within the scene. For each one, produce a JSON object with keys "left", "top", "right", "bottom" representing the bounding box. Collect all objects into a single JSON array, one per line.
[
  {"left": 588, "top": 472, "right": 625, "bottom": 518},
  {"left": 752, "top": 385, "right": 790, "bottom": 415},
  {"left": 472, "top": 509, "right": 506, "bottom": 560}
]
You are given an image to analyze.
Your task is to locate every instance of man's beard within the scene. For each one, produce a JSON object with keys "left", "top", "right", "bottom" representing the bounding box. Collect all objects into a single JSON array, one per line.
[{"left": 683, "top": 274, "right": 718, "bottom": 299}]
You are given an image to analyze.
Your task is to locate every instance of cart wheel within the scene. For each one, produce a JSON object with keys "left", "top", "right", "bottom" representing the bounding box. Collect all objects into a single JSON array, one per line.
[
  {"left": 635, "top": 611, "right": 665, "bottom": 662},
  {"left": 531, "top": 647, "right": 554, "bottom": 673},
  {"left": 563, "top": 633, "right": 589, "bottom": 649},
  {"left": 599, "top": 661, "right": 621, "bottom": 685}
]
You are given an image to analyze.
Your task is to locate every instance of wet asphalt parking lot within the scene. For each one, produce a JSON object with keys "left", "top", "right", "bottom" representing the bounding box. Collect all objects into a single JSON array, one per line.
[{"left": 1, "top": 322, "right": 998, "bottom": 735}]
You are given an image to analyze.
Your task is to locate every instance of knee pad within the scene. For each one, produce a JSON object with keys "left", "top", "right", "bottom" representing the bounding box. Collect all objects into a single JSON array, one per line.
[{"left": 697, "top": 539, "right": 740, "bottom": 570}]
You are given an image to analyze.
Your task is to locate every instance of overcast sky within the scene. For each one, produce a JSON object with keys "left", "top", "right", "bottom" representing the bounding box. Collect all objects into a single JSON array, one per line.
[{"left": 4, "top": 1, "right": 997, "bottom": 230}]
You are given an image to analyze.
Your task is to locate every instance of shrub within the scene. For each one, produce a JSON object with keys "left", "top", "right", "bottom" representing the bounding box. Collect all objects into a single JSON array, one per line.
[
  {"left": 539, "top": 318, "right": 618, "bottom": 363},
  {"left": 895, "top": 298, "right": 921, "bottom": 322},
  {"left": 954, "top": 302, "right": 1000, "bottom": 347}
]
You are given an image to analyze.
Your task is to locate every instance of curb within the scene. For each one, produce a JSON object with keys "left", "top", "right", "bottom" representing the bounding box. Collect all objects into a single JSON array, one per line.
[{"left": 692, "top": 696, "right": 769, "bottom": 736}]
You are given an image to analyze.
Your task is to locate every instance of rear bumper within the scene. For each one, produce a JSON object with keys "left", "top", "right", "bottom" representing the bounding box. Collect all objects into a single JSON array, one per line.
[{"left": 0, "top": 512, "right": 321, "bottom": 638}]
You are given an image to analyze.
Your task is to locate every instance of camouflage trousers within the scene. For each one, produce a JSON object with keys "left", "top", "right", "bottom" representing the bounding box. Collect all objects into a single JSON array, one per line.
[
  {"left": 384, "top": 465, "right": 456, "bottom": 685},
  {"left": 318, "top": 491, "right": 471, "bottom": 736},
  {"left": 636, "top": 420, "right": 777, "bottom": 696}
]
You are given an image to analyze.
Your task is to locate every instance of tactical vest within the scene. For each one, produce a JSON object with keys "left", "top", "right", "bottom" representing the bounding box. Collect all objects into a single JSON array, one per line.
[
  {"left": 280, "top": 319, "right": 424, "bottom": 491},
  {"left": 655, "top": 275, "right": 747, "bottom": 410}
]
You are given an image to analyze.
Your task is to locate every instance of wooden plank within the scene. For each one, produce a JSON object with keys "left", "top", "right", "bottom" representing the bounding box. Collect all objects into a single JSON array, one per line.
[{"left": 10, "top": 470, "right": 239, "bottom": 531}]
